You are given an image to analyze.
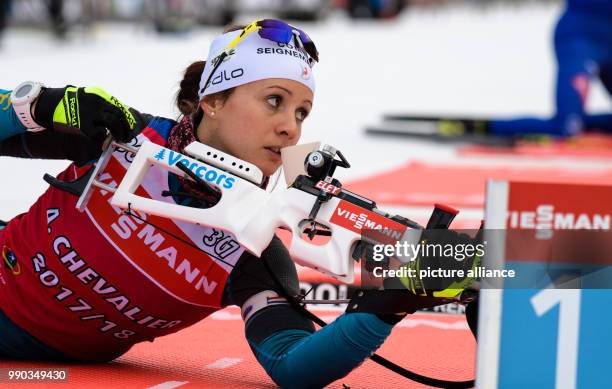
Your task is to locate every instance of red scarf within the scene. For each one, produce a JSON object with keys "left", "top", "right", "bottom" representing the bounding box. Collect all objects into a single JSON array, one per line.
[{"left": 167, "top": 115, "right": 198, "bottom": 154}]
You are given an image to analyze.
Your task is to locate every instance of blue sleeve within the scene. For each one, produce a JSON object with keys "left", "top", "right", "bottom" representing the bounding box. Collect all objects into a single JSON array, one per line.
[
  {"left": 249, "top": 313, "right": 393, "bottom": 389},
  {"left": 0, "top": 89, "right": 28, "bottom": 142}
]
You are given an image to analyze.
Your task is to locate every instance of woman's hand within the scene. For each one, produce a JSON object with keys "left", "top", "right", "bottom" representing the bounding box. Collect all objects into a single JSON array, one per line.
[{"left": 34, "top": 85, "right": 144, "bottom": 143}]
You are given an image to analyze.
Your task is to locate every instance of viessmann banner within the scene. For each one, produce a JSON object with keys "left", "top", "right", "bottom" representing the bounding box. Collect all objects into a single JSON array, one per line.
[{"left": 477, "top": 181, "right": 612, "bottom": 389}]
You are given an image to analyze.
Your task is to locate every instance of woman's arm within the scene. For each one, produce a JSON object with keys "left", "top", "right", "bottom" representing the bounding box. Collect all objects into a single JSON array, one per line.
[
  {"left": 0, "top": 88, "right": 27, "bottom": 141},
  {"left": 0, "top": 131, "right": 105, "bottom": 166},
  {"left": 223, "top": 237, "right": 397, "bottom": 388},
  {"left": 1, "top": 84, "right": 148, "bottom": 164}
]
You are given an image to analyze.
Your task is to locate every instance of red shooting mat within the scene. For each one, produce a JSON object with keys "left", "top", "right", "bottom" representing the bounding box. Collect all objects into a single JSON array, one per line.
[
  {"left": 459, "top": 134, "right": 612, "bottom": 160},
  {"left": 345, "top": 161, "right": 612, "bottom": 208},
  {"left": 0, "top": 307, "right": 475, "bottom": 389}
]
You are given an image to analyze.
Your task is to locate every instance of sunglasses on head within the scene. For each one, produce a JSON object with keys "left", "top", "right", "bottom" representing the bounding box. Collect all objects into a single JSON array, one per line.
[
  {"left": 255, "top": 19, "right": 319, "bottom": 64},
  {"left": 201, "top": 19, "right": 318, "bottom": 95}
]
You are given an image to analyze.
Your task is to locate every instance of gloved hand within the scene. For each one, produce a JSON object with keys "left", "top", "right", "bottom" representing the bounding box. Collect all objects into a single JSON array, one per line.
[
  {"left": 34, "top": 85, "right": 144, "bottom": 143},
  {"left": 397, "top": 229, "right": 482, "bottom": 299}
]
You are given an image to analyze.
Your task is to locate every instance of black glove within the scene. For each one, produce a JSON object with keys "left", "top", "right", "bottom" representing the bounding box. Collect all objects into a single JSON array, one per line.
[
  {"left": 398, "top": 229, "right": 482, "bottom": 298},
  {"left": 34, "top": 85, "right": 144, "bottom": 143}
]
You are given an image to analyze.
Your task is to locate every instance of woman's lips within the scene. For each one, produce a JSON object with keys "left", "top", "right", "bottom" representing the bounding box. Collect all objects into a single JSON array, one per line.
[{"left": 264, "top": 147, "right": 282, "bottom": 162}]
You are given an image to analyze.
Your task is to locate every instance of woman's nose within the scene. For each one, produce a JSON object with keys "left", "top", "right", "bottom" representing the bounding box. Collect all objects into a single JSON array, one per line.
[{"left": 275, "top": 111, "right": 299, "bottom": 140}]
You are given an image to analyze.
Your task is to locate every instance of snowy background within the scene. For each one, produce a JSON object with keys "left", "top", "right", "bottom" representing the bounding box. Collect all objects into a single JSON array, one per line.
[{"left": 1, "top": 1, "right": 611, "bottom": 221}]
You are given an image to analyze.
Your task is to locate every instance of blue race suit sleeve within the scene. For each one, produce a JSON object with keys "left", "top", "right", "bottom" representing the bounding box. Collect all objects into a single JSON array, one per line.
[
  {"left": 225, "top": 238, "right": 397, "bottom": 389},
  {"left": 0, "top": 89, "right": 28, "bottom": 141},
  {"left": 250, "top": 313, "right": 393, "bottom": 389}
]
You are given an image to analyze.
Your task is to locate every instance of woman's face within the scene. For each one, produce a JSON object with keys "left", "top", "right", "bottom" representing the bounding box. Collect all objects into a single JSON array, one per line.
[{"left": 197, "top": 78, "right": 313, "bottom": 177}]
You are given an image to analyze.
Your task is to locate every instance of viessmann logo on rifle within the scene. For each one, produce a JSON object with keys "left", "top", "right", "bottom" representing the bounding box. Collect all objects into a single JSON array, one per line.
[{"left": 330, "top": 200, "right": 406, "bottom": 239}]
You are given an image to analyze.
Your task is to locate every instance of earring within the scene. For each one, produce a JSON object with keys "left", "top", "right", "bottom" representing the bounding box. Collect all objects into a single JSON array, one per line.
[{"left": 210, "top": 111, "right": 215, "bottom": 117}]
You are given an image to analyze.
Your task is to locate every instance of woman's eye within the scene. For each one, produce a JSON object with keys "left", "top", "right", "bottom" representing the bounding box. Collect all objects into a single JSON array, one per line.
[
  {"left": 296, "top": 109, "right": 309, "bottom": 122},
  {"left": 267, "top": 95, "right": 281, "bottom": 108}
]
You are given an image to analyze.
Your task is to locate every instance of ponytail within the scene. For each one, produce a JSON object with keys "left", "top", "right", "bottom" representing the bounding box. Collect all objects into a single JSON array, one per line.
[{"left": 176, "top": 60, "right": 205, "bottom": 116}]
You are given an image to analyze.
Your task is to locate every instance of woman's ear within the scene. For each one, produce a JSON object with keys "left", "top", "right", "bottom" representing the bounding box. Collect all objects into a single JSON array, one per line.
[{"left": 200, "top": 95, "right": 224, "bottom": 117}]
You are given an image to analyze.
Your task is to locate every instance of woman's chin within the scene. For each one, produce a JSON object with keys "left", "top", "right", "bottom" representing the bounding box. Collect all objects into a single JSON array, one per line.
[
  {"left": 255, "top": 154, "right": 282, "bottom": 177},
  {"left": 261, "top": 166, "right": 278, "bottom": 177}
]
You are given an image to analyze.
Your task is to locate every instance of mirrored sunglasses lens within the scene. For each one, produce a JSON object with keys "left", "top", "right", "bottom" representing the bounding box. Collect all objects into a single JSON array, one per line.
[
  {"left": 258, "top": 27, "right": 293, "bottom": 43},
  {"left": 259, "top": 19, "right": 287, "bottom": 29},
  {"left": 257, "top": 19, "right": 318, "bottom": 63}
]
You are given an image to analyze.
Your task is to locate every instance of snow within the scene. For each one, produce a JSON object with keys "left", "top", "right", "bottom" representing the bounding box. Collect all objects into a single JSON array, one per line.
[{"left": 1, "top": 2, "right": 611, "bottom": 220}]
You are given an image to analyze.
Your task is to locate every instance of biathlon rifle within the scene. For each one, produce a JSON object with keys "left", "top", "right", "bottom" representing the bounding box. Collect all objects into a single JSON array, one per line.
[{"left": 75, "top": 139, "right": 460, "bottom": 285}]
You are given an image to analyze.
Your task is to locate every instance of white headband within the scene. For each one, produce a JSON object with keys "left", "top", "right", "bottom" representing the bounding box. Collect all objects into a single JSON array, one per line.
[{"left": 198, "top": 29, "right": 316, "bottom": 99}]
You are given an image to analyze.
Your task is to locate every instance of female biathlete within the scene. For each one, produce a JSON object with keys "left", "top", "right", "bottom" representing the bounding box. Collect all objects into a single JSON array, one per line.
[{"left": 0, "top": 20, "right": 477, "bottom": 388}]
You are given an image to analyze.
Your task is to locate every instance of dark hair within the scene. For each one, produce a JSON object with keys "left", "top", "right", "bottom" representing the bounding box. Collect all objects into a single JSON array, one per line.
[
  {"left": 175, "top": 25, "right": 246, "bottom": 120},
  {"left": 176, "top": 60, "right": 204, "bottom": 116}
]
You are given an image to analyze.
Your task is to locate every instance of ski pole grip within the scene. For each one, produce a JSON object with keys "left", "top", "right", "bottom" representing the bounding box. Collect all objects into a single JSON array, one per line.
[{"left": 426, "top": 203, "right": 459, "bottom": 229}]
